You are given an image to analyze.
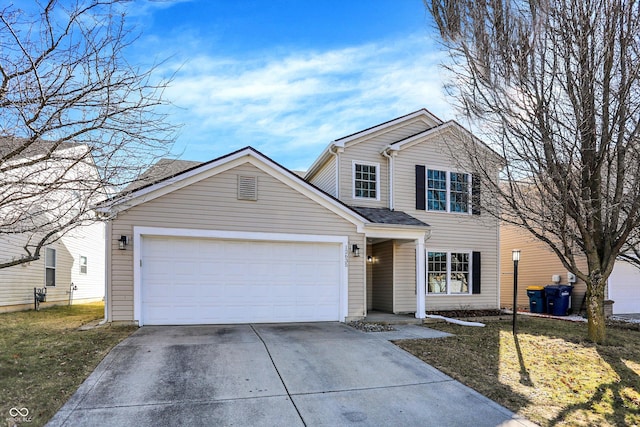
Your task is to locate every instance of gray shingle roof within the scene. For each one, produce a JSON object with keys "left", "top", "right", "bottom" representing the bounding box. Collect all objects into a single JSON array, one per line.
[
  {"left": 350, "top": 207, "right": 429, "bottom": 227},
  {"left": 123, "top": 158, "right": 203, "bottom": 192}
]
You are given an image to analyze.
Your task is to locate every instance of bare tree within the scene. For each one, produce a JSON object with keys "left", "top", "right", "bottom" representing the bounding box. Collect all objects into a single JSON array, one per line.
[
  {"left": 426, "top": 0, "right": 640, "bottom": 343},
  {"left": 0, "top": 1, "right": 176, "bottom": 269}
]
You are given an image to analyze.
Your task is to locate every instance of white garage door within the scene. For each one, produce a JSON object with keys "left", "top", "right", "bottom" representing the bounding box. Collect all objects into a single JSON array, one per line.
[
  {"left": 609, "top": 261, "right": 640, "bottom": 314},
  {"left": 140, "top": 236, "right": 342, "bottom": 325}
]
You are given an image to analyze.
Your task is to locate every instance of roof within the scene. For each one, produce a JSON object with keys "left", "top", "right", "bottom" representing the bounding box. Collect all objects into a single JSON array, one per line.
[
  {"left": 0, "top": 136, "right": 84, "bottom": 159},
  {"left": 123, "top": 158, "right": 203, "bottom": 192},
  {"left": 350, "top": 207, "right": 429, "bottom": 227}
]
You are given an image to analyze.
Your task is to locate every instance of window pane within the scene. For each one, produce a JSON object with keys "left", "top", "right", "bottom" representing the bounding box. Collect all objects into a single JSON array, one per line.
[
  {"left": 46, "top": 268, "right": 55, "bottom": 286},
  {"left": 80, "top": 256, "right": 87, "bottom": 274},
  {"left": 45, "top": 248, "right": 56, "bottom": 268},
  {"left": 450, "top": 253, "right": 469, "bottom": 293},
  {"left": 427, "top": 170, "right": 447, "bottom": 211},
  {"left": 428, "top": 252, "right": 447, "bottom": 293},
  {"left": 354, "top": 163, "right": 377, "bottom": 199},
  {"left": 450, "top": 173, "right": 469, "bottom": 213}
]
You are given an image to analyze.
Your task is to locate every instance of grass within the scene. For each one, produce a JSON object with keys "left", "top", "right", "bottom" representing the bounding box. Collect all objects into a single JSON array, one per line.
[
  {"left": 0, "top": 303, "right": 136, "bottom": 427},
  {"left": 396, "top": 317, "right": 640, "bottom": 427}
]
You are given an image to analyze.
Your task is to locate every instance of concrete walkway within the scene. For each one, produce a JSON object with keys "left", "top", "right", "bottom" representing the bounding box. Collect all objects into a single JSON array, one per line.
[{"left": 48, "top": 323, "right": 535, "bottom": 427}]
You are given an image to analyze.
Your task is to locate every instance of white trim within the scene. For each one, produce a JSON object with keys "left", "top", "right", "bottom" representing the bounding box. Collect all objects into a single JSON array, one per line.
[
  {"left": 133, "top": 226, "right": 349, "bottom": 326},
  {"left": 100, "top": 148, "right": 369, "bottom": 232},
  {"left": 45, "top": 247, "right": 56, "bottom": 287},
  {"left": 352, "top": 160, "right": 381, "bottom": 201},
  {"left": 416, "top": 239, "right": 426, "bottom": 318},
  {"left": 426, "top": 249, "right": 473, "bottom": 296},
  {"left": 424, "top": 167, "right": 472, "bottom": 215},
  {"left": 336, "top": 109, "right": 442, "bottom": 146}
]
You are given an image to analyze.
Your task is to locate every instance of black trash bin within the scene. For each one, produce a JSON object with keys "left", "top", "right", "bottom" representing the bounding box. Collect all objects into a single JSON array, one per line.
[
  {"left": 545, "top": 285, "right": 573, "bottom": 316},
  {"left": 526, "top": 286, "right": 546, "bottom": 313}
]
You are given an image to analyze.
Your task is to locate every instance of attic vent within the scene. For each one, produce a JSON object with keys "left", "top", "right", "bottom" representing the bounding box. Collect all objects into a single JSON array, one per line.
[{"left": 237, "top": 175, "right": 258, "bottom": 201}]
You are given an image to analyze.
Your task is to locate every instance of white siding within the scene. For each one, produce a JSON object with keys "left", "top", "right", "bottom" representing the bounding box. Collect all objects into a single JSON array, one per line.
[
  {"left": 308, "top": 155, "right": 337, "bottom": 196},
  {"left": 108, "top": 162, "right": 366, "bottom": 322},
  {"left": 0, "top": 223, "right": 104, "bottom": 312}
]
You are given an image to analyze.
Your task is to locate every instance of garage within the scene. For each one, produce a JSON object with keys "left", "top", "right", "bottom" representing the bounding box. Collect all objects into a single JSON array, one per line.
[
  {"left": 609, "top": 261, "right": 640, "bottom": 314},
  {"left": 138, "top": 235, "right": 344, "bottom": 325}
]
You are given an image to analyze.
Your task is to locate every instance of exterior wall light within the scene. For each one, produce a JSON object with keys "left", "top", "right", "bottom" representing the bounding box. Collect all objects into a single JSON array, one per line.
[
  {"left": 352, "top": 244, "right": 360, "bottom": 257},
  {"left": 118, "top": 235, "right": 129, "bottom": 250},
  {"left": 367, "top": 255, "right": 373, "bottom": 263}
]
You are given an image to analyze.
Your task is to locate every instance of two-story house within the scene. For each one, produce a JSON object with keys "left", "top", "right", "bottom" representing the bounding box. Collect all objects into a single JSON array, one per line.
[
  {"left": 100, "top": 109, "right": 502, "bottom": 325},
  {"left": 0, "top": 141, "right": 105, "bottom": 312}
]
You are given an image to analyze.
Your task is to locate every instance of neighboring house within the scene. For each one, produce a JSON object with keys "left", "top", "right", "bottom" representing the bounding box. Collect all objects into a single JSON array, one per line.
[
  {"left": 0, "top": 142, "right": 105, "bottom": 312},
  {"left": 500, "top": 224, "right": 640, "bottom": 315},
  {"left": 99, "top": 109, "right": 503, "bottom": 325}
]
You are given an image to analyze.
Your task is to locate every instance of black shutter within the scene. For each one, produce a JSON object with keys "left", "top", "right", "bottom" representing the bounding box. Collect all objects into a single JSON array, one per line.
[
  {"left": 416, "top": 165, "right": 426, "bottom": 210},
  {"left": 471, "top": 174, "right": 481, "bottom": 215},
  {"left": 472, "top": 251, "right": 481, "bottom": 294}
]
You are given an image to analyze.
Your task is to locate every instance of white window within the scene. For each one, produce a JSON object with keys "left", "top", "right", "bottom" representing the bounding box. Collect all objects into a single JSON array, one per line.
[
  {"left": 79, "top": 255, "right": 88, "bottom": 274},
  {"left": 426, "top": 169, "right": 470, "bottom": 213},
  {"left": 427, "top": 251, "right": 471, "bottom": 294},
  {"left": 45, "top": 248, "right": 56, "bottom": 287},
  {"left": 353, "top": 162, "right": 379, "bottom": 200}
]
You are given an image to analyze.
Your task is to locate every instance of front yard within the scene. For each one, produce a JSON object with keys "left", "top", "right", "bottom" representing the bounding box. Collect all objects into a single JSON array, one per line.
[
  {"left": 0, "top": 303, "right": 136, "bottom": 427},
  {"left": 397, "top": 316, "right": 640, "bottom": 427}
]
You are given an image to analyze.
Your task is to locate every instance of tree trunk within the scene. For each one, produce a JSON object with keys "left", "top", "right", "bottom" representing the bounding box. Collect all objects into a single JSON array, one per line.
[{"left": 585, "top": 278, "right": 606, "bottom": 344}]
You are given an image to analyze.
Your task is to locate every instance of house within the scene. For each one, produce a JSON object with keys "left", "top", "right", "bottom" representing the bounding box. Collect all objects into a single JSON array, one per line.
[
  {"left": 500, "top": 224, "right": 639, "bottom": 315},
  {"left": 99, "top": 109, "right": 503, "bottom": 325},
  {"left": 0, "top": 141, "right": 105, "bottom": 312}
]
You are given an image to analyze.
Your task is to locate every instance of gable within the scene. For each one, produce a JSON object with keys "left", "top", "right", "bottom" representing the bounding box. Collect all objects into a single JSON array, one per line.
[
  {"left": 102, "top": 148, "right": 368, "bottom": 230},
  {"left": 305, "top": 109, "right": 443, "bottom": 181},
  {"left": 116, "top": 162, "right": 362, "bottom": 236}
]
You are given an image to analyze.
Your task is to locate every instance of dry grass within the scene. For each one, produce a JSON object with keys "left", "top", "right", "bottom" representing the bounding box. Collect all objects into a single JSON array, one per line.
[
  {"left": 396, "top": 317, "right": 640, "bottom": 427},
  {"left": 0, "top": 303, "right": 136, "bottom": 426}
]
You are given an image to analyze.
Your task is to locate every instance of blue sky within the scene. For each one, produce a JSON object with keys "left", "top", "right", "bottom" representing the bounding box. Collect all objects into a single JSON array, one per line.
[{"left": 124, "top": 0, "right": 453, "bottom": 170}]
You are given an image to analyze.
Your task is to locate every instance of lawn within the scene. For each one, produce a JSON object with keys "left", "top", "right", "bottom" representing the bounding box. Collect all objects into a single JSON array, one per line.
[
  {"left": 0, "top": 303, "right": 137, "bottom": 427},
  {"left": 396, "top": 316, "right": 640, "bottom": 427}
]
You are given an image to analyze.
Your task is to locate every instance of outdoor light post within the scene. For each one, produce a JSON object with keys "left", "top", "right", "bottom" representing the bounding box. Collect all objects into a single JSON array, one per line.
[{"left": 512, "top": 249, "right": 521, "bottom": 335}]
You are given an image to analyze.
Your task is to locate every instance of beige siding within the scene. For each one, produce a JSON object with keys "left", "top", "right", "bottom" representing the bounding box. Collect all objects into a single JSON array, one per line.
[
  {"left": 338, "top": 118, "right": 433, "bottom": 208},
  {"left": 500, "top": 224, "right": 587, "bottom": 311},
  {"left": 109, "top": 162, "right": 365, "bottom": 322},
  {"left": 308, "top": 155, "right": 336, "bottom": 196},
  {"left": 371, "top": 240, "right": 393, "bottom": 312},
  {"left": 393, "top": 134, "right": 501, "bottom": 311}
]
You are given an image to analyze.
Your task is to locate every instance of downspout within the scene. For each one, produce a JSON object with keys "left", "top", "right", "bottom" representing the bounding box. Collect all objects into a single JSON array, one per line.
[
  {"left": 329, "top": 145, "right": 343, "bottom": 199},
  {"left": 381, "top": 148, "right": 396, "bottom": 210},
  {"left": 104, "top": 219, "right": 112, "bottom": 323}
]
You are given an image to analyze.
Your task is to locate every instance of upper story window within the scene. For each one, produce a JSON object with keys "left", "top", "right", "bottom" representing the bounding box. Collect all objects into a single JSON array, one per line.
[
  {"left": 425, "top": 169, "right": 470, "bottom": 213},
  {"left": 427, "top": 170, "right": 447, "bottom": 211},
  {"left": 45, "top": 248, "right": 56, "bottom": 286},
  {"left": 353, "top": 162, "right": 379, "bottom": 200},
  {"left": 79, "top": 255, "right": 88, "bottom": 274},
  {"left": 449, "top": 172, "right": 470, "bottom": 213}
]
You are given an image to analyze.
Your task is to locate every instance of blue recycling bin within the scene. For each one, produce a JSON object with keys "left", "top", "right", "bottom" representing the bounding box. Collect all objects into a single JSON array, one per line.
[
  {"left": 526, "top": 286, "right": 546, "bottom": 313},
  {"left": 545, "top": 285, "right": 573, "bottom": 316}
]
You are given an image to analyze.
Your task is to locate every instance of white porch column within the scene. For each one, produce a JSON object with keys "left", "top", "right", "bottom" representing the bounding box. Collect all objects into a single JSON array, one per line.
[{"left": 415, "top": 238, "right": 426, "bottom": 319}]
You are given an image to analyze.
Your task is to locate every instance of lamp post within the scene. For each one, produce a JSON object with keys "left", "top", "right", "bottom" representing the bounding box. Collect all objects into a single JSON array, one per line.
[{"left": 512, "top": 249, "right": 521, "bottom": 335}]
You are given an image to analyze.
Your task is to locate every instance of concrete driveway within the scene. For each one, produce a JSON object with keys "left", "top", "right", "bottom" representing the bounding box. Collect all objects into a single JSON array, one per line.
[{"left": 48, "top": 323, "right": 534, "bottom": 427}]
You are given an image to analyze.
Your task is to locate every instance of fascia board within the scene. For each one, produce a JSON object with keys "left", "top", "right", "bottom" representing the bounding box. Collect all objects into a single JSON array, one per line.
[
  {"left": 392, "top": 121, "right": 504, "bottom": 162},
  {"left": 337, "top": 109, "right": 441, "bottom": 146},
  {"left": 363, "top": 224, "right": 430, "bottom": 240},
  {"left": 102, "top": 148, "right": 370, "bottom": 231}
]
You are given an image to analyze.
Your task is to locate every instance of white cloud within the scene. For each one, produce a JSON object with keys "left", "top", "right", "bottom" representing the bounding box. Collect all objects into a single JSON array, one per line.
[{"left": 159, "top": 33, "right": 455, "bottom": 169}]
